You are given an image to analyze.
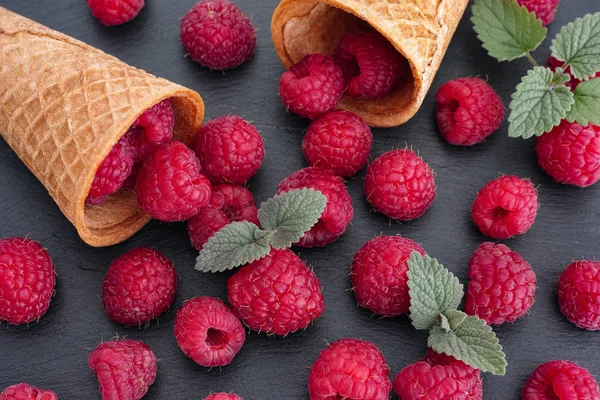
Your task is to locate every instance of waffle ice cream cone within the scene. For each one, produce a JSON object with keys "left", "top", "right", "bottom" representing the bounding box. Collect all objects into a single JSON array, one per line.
[
  {"left": 0, "top": 7, "right": 205, "bottom": 247},
  {"left": 271, "top": 0, "right": 469, "bottom": 127}
]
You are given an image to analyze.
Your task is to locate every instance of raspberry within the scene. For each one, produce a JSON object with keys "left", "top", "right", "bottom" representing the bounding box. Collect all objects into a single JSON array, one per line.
[
  {"left": 516, "top": 0, "right": 560, "bottom": 26},
  {"left": 420, "top": 348, "right": 483, "bottom": 398},
  {"left": 180, "top": 0, "right": 256, "bottom": 70},
  {"left": 174, "top": 296, "right": 245, "bottom": 367},
  {"left": 547, "top": 56, "right": 600, "bottom": 90},
  {"left": 194, "top": 116, "right": 264, "bottom": 185},
  {"left": 227, "top": 249, "right": 324, "bottom": 336},
  {"left": 465, "top": 242, "right": 536, "bottom": 325},
  {"left": 333, "top": 31, "right": 405, "bottom": 99},
  {"left": 128, "top": 99, "right": 175, "bottom": 165},
  {"left": 277, "top": 167, "right": 353, "bottom": 247},
  {"left": 102, "top": 248, "right": 177, "bottom": 326},
  {"left": 204, "top": 393, "right": 243, "bottom": 400},
  {"left": 187, "top": 184, "right": 259, "bottom": 251},
  {"left": 302, "top": 110, "right": 372, "bottom": 177},
  {"left": 472, "top": 175, "right": 538, "bottom": 239},
  {"left": 308, "top": 339, "right": 392, "bottom": 400},
  {"left": 86, "top": 0, "right": 144, "bottom": 26},
  {"left": 350, "top": 235, "right": 425, "bottom": 317},
  {"left": 558, "top": 260, "right": 600, "bottom": 331},
  {"left": 86, "top": 136, "right": 134, "bottom": 205},
  {"left": 364, "top": 149, "right": 436, "bottom": 221},
  {"left": 536, "top": 121, "right": 600, "bottom": 187},
  {"left": 522, "top": 360, "right": 600, "bottom": 399},
  {"left": 88, "top": 339, "right": 157, "bottom": 400},
  {"left": 136, "top": 140, "right": 212, "bottom": 222},
  {"left": 279, "top": 54, "right": 345, "bottom": 119},
  {"left": 0, "top": 383, "right": 57, "bottom": 400},
  {"left": 435, "top": 77, "right": 505, "bottom": 146},
  {"left": 0, "top": 237, "right": 55, "bottom": 325}
]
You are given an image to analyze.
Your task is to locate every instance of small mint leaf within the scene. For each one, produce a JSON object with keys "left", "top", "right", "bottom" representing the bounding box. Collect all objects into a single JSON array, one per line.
[
  {"left": 551, "top": 13, "right": 600, "bottom": 80},
  {"left": 508, "top": 66, "right": 574, "bottom": 138},
  {"left": 258, "top": 188, "right": 327, "bottom": 249},
  {"left": 551, "top": 68, "right": 571, "bottom": 85},
  {"left": 195, "top": 221, "right": 271, "bottom": 273},
  {"left": 407, "top": 252, "right": 464, "bottom": 330},
  {"left": 566, "top": 78, "right": 600, "bottom": 126},
  {"left": 471, "top": 0, "right": 547, "bottom": 61},
  {"left": 439, "top": 313, "right": 451, "bottom": 333},
  {"left": 428, "top": 310, "right": 507, "bottom": 375}
]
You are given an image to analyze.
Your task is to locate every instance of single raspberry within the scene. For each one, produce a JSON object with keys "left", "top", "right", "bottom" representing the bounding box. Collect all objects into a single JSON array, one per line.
[
  {"left": 227, "top": 249, "right": 324, "bottom": 336},
  {"left": 522, "top": 360, "right": 600, "bottom": 399},
  {"left": 350, "top": 235, "right": 425, "bottom": 317},
  {"left": 333, "top": 31, "right": 405, "bottom": 99},
  {"left": 180, "top": 0, "right": 256, "bottom": 70},
  {"left": 0, "top": 383, "right": 58, "bottom": 400},
  {"left": 302, "top": 110, "right": 372, "bottom": 177},
  {"left": 547, "top": 56, "right": 600, "bottom": 90},
  {"left": 536, "top": 121, "right": 600, "bottom": 187},
  {"left": 187, "top": 184, "right": 259, "bottom": 251},
  {"left": 277, "top": 167, "right": 353, "bottom": 247},
  {"left": 471, "top": 175, "right": 538, "bottom": 239},
  {"left": 308, "top": 339, "right": 392, "bottom": 400},
  {"left": 0, "top": 237, "right": 55, "bottom": 325},
  {"left": 558, "top": 260, "right": 600, "bottom": 331},
  {"left": 86, "top": 0, "right": 144, "bottom": 26},
  {"left": 516, "top": 0, "right": 560, "bottom": 26},
  {"left": 435, "top": 77, "right": 505, "bottom": 146},
  {"left": 128, "top": 99, "right": 175, "bottom": 165},
  {"left": 420, "top": 348, "right": 483, "bottom": 398},
  {"left": 88, "top": 339, "right": 157, "bottom": 400},
  {"left": 136, "top": 140, "right": 212, "bottom": 222},
  {"left": 465, "top": 242, "right": 536, "bottom": 325},
  {"left": 194, "top": 116, "right": 264, "bottom": 185},
  {"left": 174, "top": 296, "right": 245, "bottom": 367},
  {"left": 364, "top": 149, "right": 436, "bottom": 221},
  {"left": 102, "top": 248, "right": 177, "bottom": 326},
  {"left": 278, "top": 54, "right": 345, "bottom": 119},
  {"left": 204, "top": 393, "right": 243, "bottom": 400}
]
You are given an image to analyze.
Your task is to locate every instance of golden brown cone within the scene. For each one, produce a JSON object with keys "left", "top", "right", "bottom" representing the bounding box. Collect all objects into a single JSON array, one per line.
[
  {"left": 271, "top": 0, "right": 469, "bottom": 127},
  {"left": 0, "top": 7, "right": 205, "bottom": 247}
]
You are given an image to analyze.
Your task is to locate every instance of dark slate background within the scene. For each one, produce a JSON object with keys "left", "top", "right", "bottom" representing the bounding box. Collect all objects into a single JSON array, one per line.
[{"left": 1, "top": 0, "right": 599, "bottom": 399}]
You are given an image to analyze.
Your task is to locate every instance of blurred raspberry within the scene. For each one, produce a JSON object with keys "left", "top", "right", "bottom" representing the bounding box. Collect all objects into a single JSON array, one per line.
[
  {"left": 516, "top": 0, "right": 560, "bottom": 26},
  {"left": 86, "top": 136, "right": 134, "bottom": 205},
  {"left": 204, "top": 394, "right": 243, "bottom": 400},
  {"left": 0, "top": 383, "right": 57, "bottom": 400},
  {"left": 522, "top": 360, "right": 600, "bottom": 399},
  {"left": 86, "top": 0, "right": 144, "bottom": 26},
  {"left": 558, "top": 260, "right": 600, "bottom": 331}
]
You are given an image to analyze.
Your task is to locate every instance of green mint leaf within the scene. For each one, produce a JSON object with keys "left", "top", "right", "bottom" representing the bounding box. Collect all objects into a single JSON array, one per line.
[
  {"left": 551, "top": 13, "right": 600, "bottom": 80},
  {"left": 471, "top": 0, "right": 546, "bottom": 61},
  {"left": 195, "top": 221, "right": 271, "bottom": 273},
  {"left": 429, "top": 310, "right": 507, "bottom": 375},
  {"left": 551, "top": 67, "right": 571, "bottom": 85},
  {"left": 407, "top": 252, "right": 464, "bottom": 330},
  {"left": 508, "top": 66, "right": 574, "bottom": 138},
  {"left": 566, "top": 78, "right": 600, "bottom": 126},
  {"left": 258, "top": 188, "right": 327, "bottom": 249}
]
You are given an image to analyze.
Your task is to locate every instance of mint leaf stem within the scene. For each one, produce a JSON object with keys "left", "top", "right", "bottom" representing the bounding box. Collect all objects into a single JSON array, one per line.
[{"left": 525, "top": 52, "right": 538, "bottom": 67}]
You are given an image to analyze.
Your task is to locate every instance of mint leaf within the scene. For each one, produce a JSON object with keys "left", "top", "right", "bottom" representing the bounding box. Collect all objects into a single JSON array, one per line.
[
  {"left": 407, "top": 252, "right": 464, "bottom": 330},
  {"left": 508, "top": 66, "right": 574, "bottom": 138},
  {"left": 429, "top": 310, "right": 507, "bottom": 375},
  {"left": 471, "top": 0, "right": 547, "bottom": 61},
  {"left": 551, "top": 13, "right": 600, "bottom": 80},
  {"left": 566, "top": 78, "right": 600, "bottom": 126},
  {"left": 195, "top": 221, "right": 271, "bottom": 273}
]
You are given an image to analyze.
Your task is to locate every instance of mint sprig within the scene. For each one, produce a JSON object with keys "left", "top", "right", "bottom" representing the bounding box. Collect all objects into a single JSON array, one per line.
[
  {"left": 551, "top": 13, "right": 600, "bottom": 80},
  {"left": 567, "top": 78, "right": 600, "bottom": 126}
]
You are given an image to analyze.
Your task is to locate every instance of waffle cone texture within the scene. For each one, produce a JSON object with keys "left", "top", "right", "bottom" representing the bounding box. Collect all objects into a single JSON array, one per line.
[
  {"left": 271, "top": 0, "right": 468, "bottom": 127},
  {"left": 0, "top": 7, "right": 205, "bottom": 247}
]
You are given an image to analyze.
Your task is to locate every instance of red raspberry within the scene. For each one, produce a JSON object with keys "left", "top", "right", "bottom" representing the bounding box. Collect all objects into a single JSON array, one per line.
[
  {"left": 302, "top": 110, "right": 372, "bottom": 177},
  {"left": 0, "top": 237, "right": 55, "bottom": 325},
  {"left": 187, "top": 184, "right": 259, "bottom": 251},
  {"left": 435, "top": 77, "right": 505, "bottom": 146},
  {"left": 204, "top": 394, "right": 243, "bottom": 400},
  {"left": 536, "top": 121, "right": 600, "bottom": 187},
  {"left": 128, "top": 99, "right": 175, "bottom": 164},
  {"left": 522, "top": 360, "right": 600, "bottom": 399},
  {"left": 308, "top": 339, "right": 392, "bottom": 400},
  {"left": 558, "top": 260, "right": 600, "bottom": 331},
  {"left": 180, "top": 0, "right": 256, "bottom": 70},
  {"left": 227, "top": 249, "right": 324, "bottom": 336},
  {"left": 420, "top": 348, "right": 483, "bottom": 398},
  {"left": 350, "top": 235, "right": 425, "bottom": 317},
  {"left": 136, "top": 140, "right": 212, "bottom": 222},
  {"left": 0, "top": 383, "right": 57, "bottom": 400},
  {"left": 277, "top": 167, "right": 353, "bottom": 247},
  {"left": 174, "top": 296, "right": 245, "bottom": 367},
  {"left": 86, "top": 0, "right": 144, "bottom": 26},
  {"left": 364, "top": 149, "right": 436, "bottom": 221},
  {"left": 194, "top": 116, "right": 264, "bottom": 185},
  {"left": 334, "top": 31, "right": 405, "bottom": 100},
  {"left": 86, "top": 136, "right": 134, "bottom": 205},
  {"left": 547, "top": 56, "right": 600, "bottom": 90},
  {"left": 88, "top": 339, "right": 157, "bottom": 400},
  {"left": 471, "top": 175, "right": 538, "bottom": 239},
  {"left": 278, "top": 54, "right": 345, "bottom": 119},
  {"left": 516, "top": 0, "right": 560, "bottom": 26},
  {"left": 102, "top": 248, "right": 177, "bottom": 326},
  {"left": 465, "top": 242, "right": 536, "bottom": 325}
]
